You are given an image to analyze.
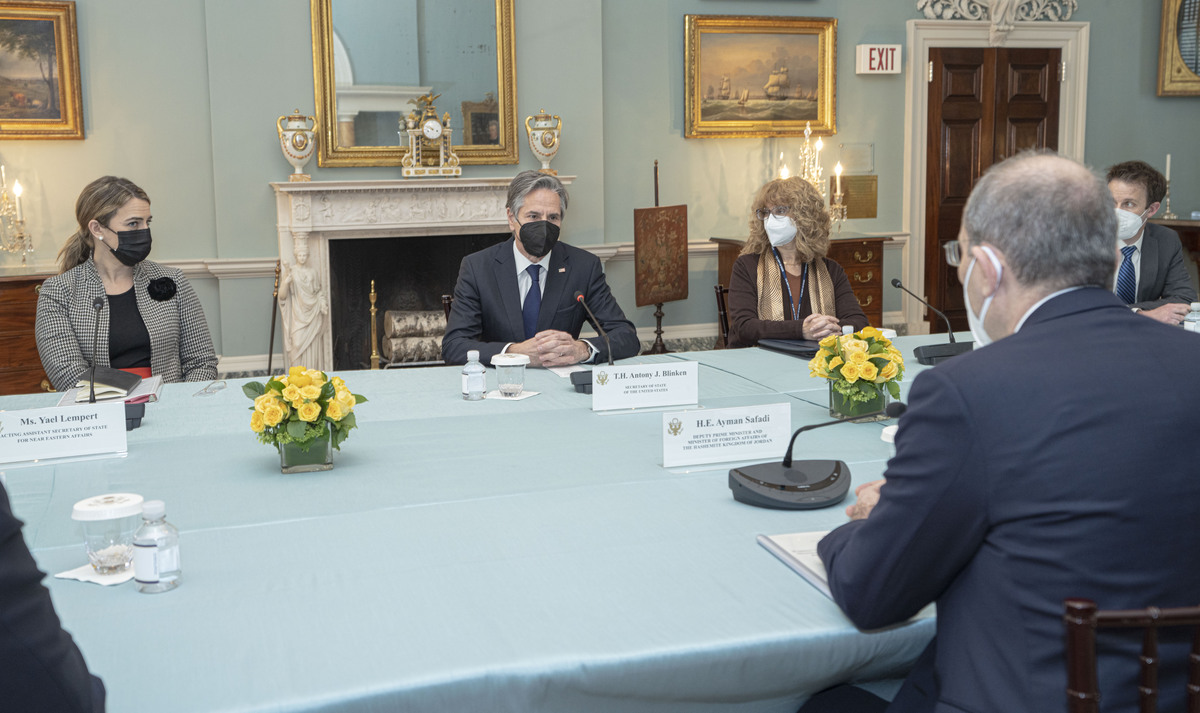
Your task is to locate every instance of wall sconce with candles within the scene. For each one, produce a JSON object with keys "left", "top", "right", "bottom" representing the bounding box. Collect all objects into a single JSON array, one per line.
[{"left": 0, "top": 165, "right": 32, "bottom": 263}]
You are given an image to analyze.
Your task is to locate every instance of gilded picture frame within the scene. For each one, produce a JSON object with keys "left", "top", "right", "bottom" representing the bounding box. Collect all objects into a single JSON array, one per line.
[
  {"left": 311, "top": 0, "right": 517, "bottom": 167},
  {"left": 1158, "top": 0, "right": 1200, "bottom": 96},
  {"left": 0, "top": 1, "right": 83, "bottom": 140},
  {"left": 685, "top": 15, "right": 837, "bottom": 139}
]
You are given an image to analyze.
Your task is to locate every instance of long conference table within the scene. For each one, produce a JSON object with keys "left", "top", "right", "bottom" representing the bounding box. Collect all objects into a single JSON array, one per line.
[{"left": 1, "top": 335, "right": 957, "bottom": 713}]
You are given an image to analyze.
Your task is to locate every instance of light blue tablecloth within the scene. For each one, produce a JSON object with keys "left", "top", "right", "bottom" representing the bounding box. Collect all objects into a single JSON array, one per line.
[{"left": 1, "top": 340, "right": 952, "bottom": 713}]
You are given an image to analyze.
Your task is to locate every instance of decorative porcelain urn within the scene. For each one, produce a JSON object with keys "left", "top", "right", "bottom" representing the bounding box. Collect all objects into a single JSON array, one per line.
[
  {"left": 524, "top": 109, "right": 561, "bottom": 175},
  {"left": 277, "top": 109, "right": 318, "bottom": 182}
]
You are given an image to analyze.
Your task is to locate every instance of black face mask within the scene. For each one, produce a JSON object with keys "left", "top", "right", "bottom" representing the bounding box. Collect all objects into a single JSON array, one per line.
[
  {"left": 105, "top": 227, "right": 153, "bottom": 266},
  {"left": 516, "top": 220, "right": 560, "bottom": 259}
]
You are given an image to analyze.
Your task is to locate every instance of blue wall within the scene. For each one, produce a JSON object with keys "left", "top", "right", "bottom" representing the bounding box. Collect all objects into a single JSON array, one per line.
[{"left": 0, "top": 0, "right": 1195, "bottom": 363}]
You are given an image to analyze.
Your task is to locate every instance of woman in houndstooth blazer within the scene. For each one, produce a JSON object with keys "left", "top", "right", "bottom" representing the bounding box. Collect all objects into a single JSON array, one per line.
[{"left": 35, "top": 176, "right": 217, "bottom": 392}]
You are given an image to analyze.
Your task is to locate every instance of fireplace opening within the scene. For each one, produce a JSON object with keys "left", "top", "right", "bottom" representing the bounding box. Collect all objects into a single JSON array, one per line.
[{"left": 329, "top": 233, "right": 510, "bottom": 370}]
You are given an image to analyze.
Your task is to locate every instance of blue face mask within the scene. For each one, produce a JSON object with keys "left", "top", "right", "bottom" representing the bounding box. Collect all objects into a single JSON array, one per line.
[{"left": 962, "top": 245, "right": 1003, "bottom": 347}]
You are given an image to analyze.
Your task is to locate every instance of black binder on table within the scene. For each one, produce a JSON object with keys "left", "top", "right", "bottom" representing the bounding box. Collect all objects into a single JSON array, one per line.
[{"left": 756, "top": 339, "right": 821, "bottom": 359}]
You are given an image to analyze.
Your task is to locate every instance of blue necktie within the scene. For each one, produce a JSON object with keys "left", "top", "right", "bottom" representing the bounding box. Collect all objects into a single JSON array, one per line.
[
  {"left": 1116, "top": 245, "right": 1137, "bottom": 304},
  {"left": 522, "top": 264, "right": 541, "bottom": 339}
]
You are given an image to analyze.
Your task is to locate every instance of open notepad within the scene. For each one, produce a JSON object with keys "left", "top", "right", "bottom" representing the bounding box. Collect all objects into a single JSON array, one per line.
[
  {"left": 757, "top": 530, "right": 831, "bottom": 598},
  {"left": 59, "top": 375, "right": 163, "bottom": 406}
]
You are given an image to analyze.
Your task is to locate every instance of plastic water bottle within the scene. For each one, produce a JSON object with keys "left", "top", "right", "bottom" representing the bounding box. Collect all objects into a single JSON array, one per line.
[
  {"left": 133, "top": 500, "right": 181, "bottom": 593},
  {"left": 1185, "top": 302, "right": 1200, "bottom": 332},
  {"left": 462, "top": 350, "right": 486, "bottom": 401}
]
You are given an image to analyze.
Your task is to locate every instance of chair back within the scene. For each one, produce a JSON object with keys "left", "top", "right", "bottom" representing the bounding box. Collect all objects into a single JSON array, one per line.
[
  {"left": 1063, "top": 598, "right": 1200, "bottom": 713},
  {"left": 714, "top": 284, "right": 730, "bottom": 348}
]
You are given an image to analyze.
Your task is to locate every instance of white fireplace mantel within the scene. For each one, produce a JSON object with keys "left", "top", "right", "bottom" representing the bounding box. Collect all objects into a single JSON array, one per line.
[{"left": 269, "top": 177, "right": 574, "bottom": 370}]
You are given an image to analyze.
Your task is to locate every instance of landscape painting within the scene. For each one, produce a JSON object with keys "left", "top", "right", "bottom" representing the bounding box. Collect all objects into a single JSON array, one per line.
[
  {"left": 0, "top": 2, "right": 83, "bottom": 140},
  {"left": 685, "top": 15, "right": 836, "bottom": 139}
]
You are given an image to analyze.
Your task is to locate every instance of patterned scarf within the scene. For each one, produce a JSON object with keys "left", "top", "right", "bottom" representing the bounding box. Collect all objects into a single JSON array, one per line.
[{"left": 756, "top": 252, "right": 836, "bottom": 322}]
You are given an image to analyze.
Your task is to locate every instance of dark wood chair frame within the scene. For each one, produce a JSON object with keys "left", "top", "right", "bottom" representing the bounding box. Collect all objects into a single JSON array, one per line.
[
  {"left": 714, "top": 284, "right": 730, "bottom": 349},
  {"left": 1064, "top": 598, "right": 1200, "bottom": 713}
]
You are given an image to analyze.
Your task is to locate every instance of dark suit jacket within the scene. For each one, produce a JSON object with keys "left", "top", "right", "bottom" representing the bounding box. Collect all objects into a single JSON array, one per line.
[
  {"left": 442, "top": 238, "right": 639, "bottom": 365},
  {"left": 0, "top": 482, "right": 105, "bottom": 712},
  {"left": 1131, "top": 222, "right": 1197, "bottom": 309},
  {"left": 818, "top": 287, "right": 1200, "bottom": 713},
  {"left": 36, "top": 258, "right": 218, "bottom": 392}
]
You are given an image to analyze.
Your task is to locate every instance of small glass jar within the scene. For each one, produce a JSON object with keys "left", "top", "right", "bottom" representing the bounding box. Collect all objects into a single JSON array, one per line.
[
  {"left": 491, "top": 353, "right": 530, "bottom": 397},
  {"left": 71, "top": 493, "right": 144, "bottom": 574}
]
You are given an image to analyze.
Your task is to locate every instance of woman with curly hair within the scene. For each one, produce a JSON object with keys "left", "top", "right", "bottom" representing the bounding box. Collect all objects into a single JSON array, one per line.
[
  {"left": 726, "top": 176, "right": 867, "bottom": 347},
  {"left": 35, "top": 176, "right": 217, "bottom": 391}
]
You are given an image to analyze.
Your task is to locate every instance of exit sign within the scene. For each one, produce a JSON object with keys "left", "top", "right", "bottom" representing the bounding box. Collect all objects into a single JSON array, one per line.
[{"left": 856, "top": 44, "right": 901, "bottom": 74}]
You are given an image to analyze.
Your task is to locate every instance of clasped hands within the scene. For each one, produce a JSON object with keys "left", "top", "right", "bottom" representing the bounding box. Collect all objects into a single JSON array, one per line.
[
  {"left": 802, "top": 313, "right": 842, "bottom": 340},
  {"left": 1139, "top": 302, "right": 1190, "bottom": 325},
  {"left": 510, "top": 329, "right": 590, "bottom": 367}
]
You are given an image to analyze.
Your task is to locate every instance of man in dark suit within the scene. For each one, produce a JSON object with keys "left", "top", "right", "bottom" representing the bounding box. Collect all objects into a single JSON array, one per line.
[
  {"left": 805, "top": 152, "right": 1200, "bottom": 712},
  {"left": 1, "top": 481, "right": 106, "bottom": 712},
  {"left": 442, "top": 171, "right": 639, "bottom": 366},
  {"left": 1107, "top": 160, "right": 1196, "bottom": 324}
]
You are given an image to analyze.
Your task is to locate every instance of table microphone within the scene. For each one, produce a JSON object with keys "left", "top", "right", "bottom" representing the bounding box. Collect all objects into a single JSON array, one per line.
[
  {"left": 574, "top": 291, "right": 612, "bottom": 366},
  {"left": 728, "top": 402, "right": 906, "bottom": 510},
  {"left": 89, "top": 296, "right": 104, "bottom": 404},
  {"left": 891, "top": 279, "right": 973, "bottom": 365},
  {"left": 571, "top": 291, "right": 612, "bottom": 393}
]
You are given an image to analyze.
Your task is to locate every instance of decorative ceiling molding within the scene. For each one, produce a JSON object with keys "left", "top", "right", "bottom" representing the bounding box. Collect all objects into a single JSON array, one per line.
[{"left": 916, "top": 1, "right": 1078, "bottom": 45}]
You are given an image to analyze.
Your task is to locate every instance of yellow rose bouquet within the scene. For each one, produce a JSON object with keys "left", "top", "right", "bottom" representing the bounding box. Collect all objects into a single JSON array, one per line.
[
  {"left": 242, "top": 366, "right": 368, "bottom": 452},
  {"left": 808, "top": 327, "right": 905, "bottom": 418}
]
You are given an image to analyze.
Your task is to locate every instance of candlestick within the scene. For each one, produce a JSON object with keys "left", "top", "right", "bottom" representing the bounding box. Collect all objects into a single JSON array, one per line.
[
  {"left": 13, "top": 180, "right": 23, "bottom": 221},
  {"left": 1165, "top": 153, "right": 1171, "bottom": 181},
  {"left": 834, "top": 162, "right": 843, "bottom": 195}
]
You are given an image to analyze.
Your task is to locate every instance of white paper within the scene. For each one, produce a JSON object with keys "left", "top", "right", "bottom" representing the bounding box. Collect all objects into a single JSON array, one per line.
[
  {"left": 758, "top": 531, "right": 831, "bottom": 598},
  {"left": 662, "top": 403, "right": 792, "bottom": 467},
  {"left": 590, "top": 362, "right": 698, "bottom": 412},
  {"left": 54, "top": 562, "right": 135, "bottom": 586},
  {"left": 0, "top": 403, "right": 128, "bottom": 465},
  {"left": 485, "top": 390, "right": 539, "bottom": 401}
]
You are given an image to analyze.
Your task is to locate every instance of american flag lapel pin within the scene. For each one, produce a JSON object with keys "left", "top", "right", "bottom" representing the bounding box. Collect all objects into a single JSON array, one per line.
[{"left": 558, "top": 267, "right": 566, "bottom": 273}]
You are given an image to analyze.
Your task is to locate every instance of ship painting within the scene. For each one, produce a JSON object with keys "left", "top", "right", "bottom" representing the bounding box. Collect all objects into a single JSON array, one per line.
[
  {"left": 763, "top": 66, "right": 790, "bottom": 100},
  {"left": 718, "top": 75, "right": 731, "bottom": 100}
]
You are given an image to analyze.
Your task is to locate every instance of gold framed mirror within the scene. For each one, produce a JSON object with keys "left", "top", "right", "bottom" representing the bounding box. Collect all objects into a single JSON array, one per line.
[{"left": 311, "top": 0, "right": 517, "bottom": 167}]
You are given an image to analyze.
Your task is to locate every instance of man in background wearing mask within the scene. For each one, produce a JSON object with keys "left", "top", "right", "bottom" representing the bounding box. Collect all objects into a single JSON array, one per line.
[
  {"left": 442, "top": 171, "right": 639, "bottom": 366},
  {"left": 799, "top": 151, "right": 1200, "bottom": 713},
  {"left": 1107, "top": 160, "right": 1196, "bottom": 324}
]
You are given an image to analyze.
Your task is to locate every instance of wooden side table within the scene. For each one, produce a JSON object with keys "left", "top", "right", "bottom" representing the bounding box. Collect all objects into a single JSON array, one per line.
[{"left": 0, "top": 273, "right": 53, "bottom": 395}]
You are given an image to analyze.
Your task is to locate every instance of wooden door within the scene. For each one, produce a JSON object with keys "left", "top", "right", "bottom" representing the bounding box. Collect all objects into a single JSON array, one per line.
[{"left": 924, "top": 47, "right": 1061, "bottom": 332}]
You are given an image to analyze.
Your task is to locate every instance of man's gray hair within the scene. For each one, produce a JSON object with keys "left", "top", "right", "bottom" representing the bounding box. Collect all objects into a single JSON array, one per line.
[
  {"left": 507, "top": 170, "right": 569, "bottom": 216},
  {"left": 963, "top": 150, "right": 1116, "bottom": 291}
]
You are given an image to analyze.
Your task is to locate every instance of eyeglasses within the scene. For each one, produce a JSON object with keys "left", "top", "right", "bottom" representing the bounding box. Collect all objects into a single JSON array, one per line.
[
  {"left": 193, "top": 380, "right": 227, "bottom": 397},
  {"left": 755, "top": 206, "right": 791, "bottom": 221},
  {"left": 942, "top": 241, "right": 963, "bottom": 267}
]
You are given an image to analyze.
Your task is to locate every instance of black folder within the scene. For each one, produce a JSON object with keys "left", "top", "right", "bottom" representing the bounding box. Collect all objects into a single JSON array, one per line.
[{"left": 756, "top": 339, "right": 821, "bottom": 359}]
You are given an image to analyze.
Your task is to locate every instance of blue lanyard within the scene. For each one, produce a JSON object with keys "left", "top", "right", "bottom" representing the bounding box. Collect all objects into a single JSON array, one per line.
[{"left": 772, "top": 248, "right": 807, "bottom": 322}]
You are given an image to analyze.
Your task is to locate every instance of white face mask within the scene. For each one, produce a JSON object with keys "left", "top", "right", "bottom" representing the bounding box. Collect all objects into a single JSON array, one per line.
[
  {"left": 962, "top": 245, "right": 1003, "bottom": 347},
  {"left": 1115, "top": 208, "right": 1148, "bottom": 243},
  {"left": 764, "top": 214, "right": 797, "bottom": 247}
]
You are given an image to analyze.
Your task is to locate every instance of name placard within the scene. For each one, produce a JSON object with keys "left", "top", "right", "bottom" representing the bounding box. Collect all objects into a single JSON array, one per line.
[
  {"left": 0, "top": 403, "right": 128, "bottom": 465},
  {"left": 591, "top": 362, "right": 699, "bottom": 411},
  {"left": 662, "top": 403, "right": 792, "bottom": 468}
]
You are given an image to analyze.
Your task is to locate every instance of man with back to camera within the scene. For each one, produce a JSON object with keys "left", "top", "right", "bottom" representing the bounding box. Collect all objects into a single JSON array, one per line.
[
  {"left": 1, "top": 480, "right": 106, "bottom": 712},
  {"left": 797, "top": 151, "right": 1200, "bottom": 712},
  {"left": 1107, "top": 159, "right": 1196, "bottom": 323},
  {"left": 442, "top": 170, "right": 639, "bottom": 366}
]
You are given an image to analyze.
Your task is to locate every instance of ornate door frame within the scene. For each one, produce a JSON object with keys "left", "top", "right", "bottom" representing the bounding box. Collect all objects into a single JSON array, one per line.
[{"left": 900, "top": 19, "right": 1089, "bottom": 332}]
